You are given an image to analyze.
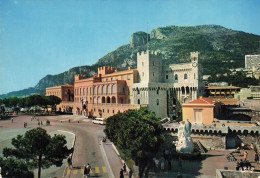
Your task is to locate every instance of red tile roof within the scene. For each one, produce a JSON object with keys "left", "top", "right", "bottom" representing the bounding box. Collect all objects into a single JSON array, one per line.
[{"left": 188, "top": 98, "right": 214, "bottom": 104}]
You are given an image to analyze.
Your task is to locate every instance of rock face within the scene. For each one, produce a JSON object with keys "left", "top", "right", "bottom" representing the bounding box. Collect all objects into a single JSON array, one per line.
[
  {"left": 150, "top": 28, "right": 168, "bottom": 39},
  {"left": 176, "top": 120, "right": 194, "bottom": 153},
  {"left": 34, "top": 66, "right": 97, "bottom": 90},
  {"left": 1, "top": 25, "right": 260, "bottom": 98},
  {"left": 130, "top": 31, "right": 150, "bottom": 47}
]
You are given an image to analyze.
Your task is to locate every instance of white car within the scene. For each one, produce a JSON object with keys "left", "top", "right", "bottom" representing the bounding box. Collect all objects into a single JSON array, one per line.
[{"left": 92, "top": 117, "right": 106, "bottom": 125}]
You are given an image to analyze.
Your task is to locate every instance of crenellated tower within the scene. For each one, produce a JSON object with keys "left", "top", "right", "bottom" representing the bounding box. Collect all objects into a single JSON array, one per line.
[{"left": 137, "top": 50, "right": 163, "bottom": 83}]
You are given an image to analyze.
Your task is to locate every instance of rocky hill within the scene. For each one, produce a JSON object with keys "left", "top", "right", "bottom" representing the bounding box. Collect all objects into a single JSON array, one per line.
[{"left": 1, "top": 25, "right": 260, "bottom": 98}]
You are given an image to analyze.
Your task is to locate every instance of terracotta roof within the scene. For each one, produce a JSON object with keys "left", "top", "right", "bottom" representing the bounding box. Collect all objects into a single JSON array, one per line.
[{"left": 187, "top": 98, "right": 214, "bottom": 104}]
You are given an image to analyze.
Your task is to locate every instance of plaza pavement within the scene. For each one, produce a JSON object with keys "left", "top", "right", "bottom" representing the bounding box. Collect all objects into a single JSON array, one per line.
[{"left": 1, "top": 114, "right": 260, "bottom": 178}]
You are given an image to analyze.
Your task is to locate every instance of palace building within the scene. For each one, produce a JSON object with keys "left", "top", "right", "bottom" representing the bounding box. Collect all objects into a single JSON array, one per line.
[{"left": 46, "top": 51, "right": 204, "bottom": 119}]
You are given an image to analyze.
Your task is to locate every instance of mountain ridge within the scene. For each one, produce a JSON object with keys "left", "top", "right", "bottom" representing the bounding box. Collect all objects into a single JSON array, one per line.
[{"left": 1, "top": 24, "right": 260, "bottom": 98}]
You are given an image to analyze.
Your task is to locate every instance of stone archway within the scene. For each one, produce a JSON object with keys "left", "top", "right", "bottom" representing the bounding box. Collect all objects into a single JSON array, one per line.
[
  {"left": 112, "top": 96, "right": 116, "bottom": 103},
  {"left": 107, "top": 97, "right": 111, "bottom": 103}
]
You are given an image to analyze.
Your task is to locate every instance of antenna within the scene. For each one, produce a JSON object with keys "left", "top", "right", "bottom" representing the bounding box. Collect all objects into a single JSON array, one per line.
[{"left": 146, "top": 23, "right": 149, "bottom": 51}]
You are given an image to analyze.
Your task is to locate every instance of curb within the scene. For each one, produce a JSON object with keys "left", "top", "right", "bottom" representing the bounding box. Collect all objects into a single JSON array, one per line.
[
  {"left": 100, "top": 141, "right": 115, "bottom": 178},
  {"left": 111, "top": 142, "right": 134, "bottom": 178},
  {"left": 58, "top": 130, "right": 76, "bottom": 178}
]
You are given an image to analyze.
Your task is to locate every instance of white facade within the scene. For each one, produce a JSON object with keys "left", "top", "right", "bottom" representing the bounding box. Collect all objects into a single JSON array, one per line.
[
  {"left": 133, "top": 50, "right": 204, "bottom": 119},
  {"left": 245, "top": 54, "right": 260, "bottom": 69}
]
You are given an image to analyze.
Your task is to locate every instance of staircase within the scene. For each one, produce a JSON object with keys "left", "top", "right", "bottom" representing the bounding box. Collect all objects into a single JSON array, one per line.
[{"left": 194, "top": 140, "right": 207, "bottom": 153}]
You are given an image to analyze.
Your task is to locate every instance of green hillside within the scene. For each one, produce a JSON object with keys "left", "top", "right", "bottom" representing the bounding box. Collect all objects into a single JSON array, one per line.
[{"left": 1, "top": 25, "right": 260, "bottom": 98}]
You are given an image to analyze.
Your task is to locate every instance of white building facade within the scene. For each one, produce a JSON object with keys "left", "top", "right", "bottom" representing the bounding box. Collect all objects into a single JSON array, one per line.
[{"left": 133, "top": 50, "right": 204, "bottom": 119}]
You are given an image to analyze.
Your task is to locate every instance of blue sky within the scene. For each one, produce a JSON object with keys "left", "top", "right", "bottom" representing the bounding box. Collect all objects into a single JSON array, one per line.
[{"left": 0, "top": 0, "right": 259, "bottom": 95}]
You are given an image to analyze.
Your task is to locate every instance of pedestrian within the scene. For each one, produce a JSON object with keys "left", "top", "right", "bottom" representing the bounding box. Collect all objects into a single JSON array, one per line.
[
  {"left": 255, "top": 152, "right": 259, "bottom": 164},
  {"left": 86, "top": 163, "right": 91, "bottom": 176},
  {"left": 160, "top": 156, "right": 165, "bottom": 170},
  {"left": 67, "top": 156, "right": 72, "bottom": 168},
  {"left": 251, "top": 143, "right": 254, "bottom": 150},
  {"left": 154, "top": 158, "right": 159, "bottom": 171},
  {"left": 128, "top": 168, "right": 133, "bottom": 178},
  {"left": 11, "top": 118, "right": 13, "bottom": 123},
  {"left": 123, "top": 163, "right": 126, "bottom": 172},
  {"left": 69, "top": 119, "right": 70, "bottom": 123},
  {"left": 83, "top": 164, "right": 88, "bottom": 178},
  {"left": 244, "top": 151, "right": 248, "bottom": 161},
  {"left": 120, "top": 168, "right": 124, "bottom": 178}
]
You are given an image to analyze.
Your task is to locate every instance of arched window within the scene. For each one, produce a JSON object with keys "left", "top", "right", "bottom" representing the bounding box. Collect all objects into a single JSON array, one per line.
[
  {"left": 80, "top": 88, "right": 82, "bottom": 95},
  {"left": 112, "top": 84, "right": 117, "bottom": 94},
  {"left": 97, "top": 97, "right": 101, "bottom": 103},
  {"left": 184, "top": 73, "right": 188, "bottom": 80},
  {"left": 83, "top": 88, "right": 85, "bottom": 95},
  {"left": 112, "top": 96, "right": 116, "bottom": 103},
  {"left": 137, "top": 89, "right": 140, "bottom": 94},
  {"left": 93, "top": 96, "right": 96, "bottom": 103},
  {"left": 102, "top": 85, "right": 106, "bottom": 94},
  {"left": 94, "top": 86, "right": 97, "bottom": 94},
  {"left": 186, "top": 86, "right": 190, "bottom": 94},
  {"left": 137, "top": 99, "right": 140, "bottom": 104},
  {"left": 175, "top": 74, "right": 178, "bottom": 81},
  {"left": 157, "top": 99, "right": 159, "bottom": 105},
  {"left": 98, "top": 86, "right": 102, "bottom": 94},
  {"left": 107, "top": 85, "right": 111, "bottom": 93}
]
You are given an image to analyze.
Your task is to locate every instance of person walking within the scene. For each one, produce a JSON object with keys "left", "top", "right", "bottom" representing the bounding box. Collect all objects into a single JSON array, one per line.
[
  {"left": 83, "top": 163, "right": 91, "bottom": 177},
  {"left": 153, "top": 157, "right": 159, "bottom": 172},
  {"left": 160, "top": 156, "right": 165, "bottom": 171},
  {"left": 67, "top": 156, "right": 72, "bottom": 168},
  {"left": 123, "top": 163, "right": 126, "bottom": 172},
  {"left": 120, "top": 168, "right": 124, "bottom": 178},
  {"left": 83, "top": 164, "right": 88, "bottom": 178},
  {"left": 255, "top": 152, "right": 259, "bottom": 164},
  {"left": 11, "top": 118, "right": 13, "bottom": 123},
  {"left": 244, "top": 151, "right": 248, "bottom": 161},
  {"left": 128, "top": 168, "right": 133, "bottom": 178}
]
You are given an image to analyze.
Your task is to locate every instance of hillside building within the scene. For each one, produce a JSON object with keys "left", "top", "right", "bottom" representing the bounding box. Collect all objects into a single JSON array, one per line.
[
  {"left": 72, "top": 67, "right": 140, "bottom": 118},
  {"left": 245, "top": 54, "right": 260, "bottom": 69},
  {"left": 46, "top": 51, "right": 204, "bottom": 119},
  {"left": 46, "top": 85, "right": 74, "bottom": 112},
  {"left": 182, "top": 98, "right": 222, "bottom": 126},
  {"left": 132, "top": 50, "right": 204, "bottom": 119}
]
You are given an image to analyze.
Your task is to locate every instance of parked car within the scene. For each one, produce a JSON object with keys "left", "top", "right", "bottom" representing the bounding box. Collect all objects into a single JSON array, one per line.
[{"left": 92, "top": 117, "right": 106, "bottom": 125}]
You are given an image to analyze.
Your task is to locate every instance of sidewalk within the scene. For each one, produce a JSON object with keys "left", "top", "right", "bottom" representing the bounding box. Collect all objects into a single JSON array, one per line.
[{"left": 101, "top": 139, "right": 126, "bottom": 178}]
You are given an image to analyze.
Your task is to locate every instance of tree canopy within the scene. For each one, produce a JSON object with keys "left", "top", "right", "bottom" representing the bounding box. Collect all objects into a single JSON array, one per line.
[
  {"left": 0, "top": 95, "right": 61, "bottom": 112},
  {"left": 3, "top": 127, "right": 72, "bottom": 178},
  {"left": 208, "top": 71, "right": 259, "bottom": 88},
  {"left": 104, "top": 108, "right": 165, "bottom": 176},
  {"left": 0, "top": 157, "right": 34, "bottom": 177}
]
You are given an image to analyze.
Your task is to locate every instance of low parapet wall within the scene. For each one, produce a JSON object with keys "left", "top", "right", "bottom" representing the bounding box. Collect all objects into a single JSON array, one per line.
[{"left": 216, "top": 169, "right": 260, "bottom": 178}]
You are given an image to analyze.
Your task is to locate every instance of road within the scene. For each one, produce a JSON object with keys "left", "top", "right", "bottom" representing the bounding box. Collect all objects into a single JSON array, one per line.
[{"left": 0, "top": 114, "right": 110, "bottom": 178}]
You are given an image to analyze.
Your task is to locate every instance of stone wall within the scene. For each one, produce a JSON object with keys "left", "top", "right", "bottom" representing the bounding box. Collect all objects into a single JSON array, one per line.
[
  {"left": 216, "top": 169, "right": 260, "bottom": 178},
  {"left": 192, "top": 134, "right": 226, "bottom": 150}
]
